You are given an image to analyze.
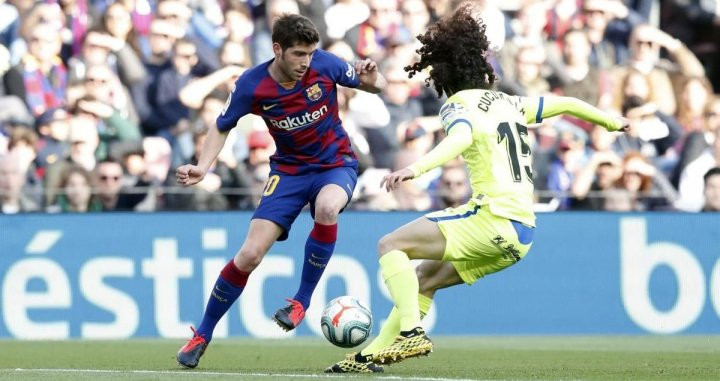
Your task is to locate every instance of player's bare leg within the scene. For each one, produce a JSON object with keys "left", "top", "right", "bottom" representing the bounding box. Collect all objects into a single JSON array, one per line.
[
  {"left": 274, "top": 184, "right": 349, "bottom": 331},
  {"left": 178, "top": 219, "right": 282, "bottom": 368},
  {"left": 234, "top": 219, "right": 284, "bottom": 271},
  {"left": 415, "top": 260, "right": 464, "bottom": 299}
]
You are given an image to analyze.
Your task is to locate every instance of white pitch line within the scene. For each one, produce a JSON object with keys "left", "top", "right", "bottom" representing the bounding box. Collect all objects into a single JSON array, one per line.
[{"left": 8, "top": 368, "right": 483, "bottom": 381}]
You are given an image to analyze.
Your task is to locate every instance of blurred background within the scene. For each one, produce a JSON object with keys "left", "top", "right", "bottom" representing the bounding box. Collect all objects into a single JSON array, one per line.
[{"left": 0, "top": 0, "right": 719, "bottom": 214}]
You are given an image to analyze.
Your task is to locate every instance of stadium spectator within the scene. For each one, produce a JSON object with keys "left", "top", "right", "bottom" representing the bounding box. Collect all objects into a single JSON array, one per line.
[
  {"left": 222, "top": 4, "right": 254, "bottom": 45},
  {"left": 612, "top": 68, "right": 665, "bottom": 117},
  {"left": 156, "top": 0, "right": 219, "bottom": 75},
  {"left": 659, "top": 0, "right": 720, "bottom": 91},
  {"left": 6, "top": 126, "right": 39, "bottom": 193},
  {"left": 508, "top": 45, "right": 551, "bottom": 97},
  {"left": 100, "top": 1, "right": 145, "bottom": 64},
  {"left": 613, "top": 95, "right": 682, "bottom": 163},
  {"left": 498, "top": 0, "right": 560, "bottom": 93},
  {"left": 352, "top": 167, "right": 398, "bottom": 211},
  {"left": 58, "top": 0, "right": 91, "bottom": 58},
  {"left": 571, "top": 150, "right": 623, "bottom": 210},
  {"left": 544, "top": 0, "right": 583, "bottom": 44},
  {"left": 611, "top": 24, "right": 705, "bottom": 116},
  {"left": 556, "top": 28, "right": 611, "bottom": 109},
  {"left": 671, "top": 95, "right": 720, "bottom": 187},
  {"left": 615, "top": 151, "right": 676, "bottom": 211},
  {"left": 343, "top": 0, "right": 399, "bottom": 61},
  {"left": 431, "top": 163, "right": 471, "bottom": 209},
  {"left": 702, "top": 167, "right": 720, "bottom": 212},
  {"left": 0, "top": 0, "right": 22, "bottom": 64},
  {"left": 0, "top": 153, "right": 38, "bottom": 213},
  {"left": 582, "top": 0, "right": 633, "bottom": 69},
  {"left": 547, "top": 131, "right": 587, "bottom": 210},
  {"left": 70, "top": 28, "right": 147, "bottom": 90},
  {"left": 4, "top": 22, "right": 66, "bottom": 116},
  {"left": 391, "top": 148, "right": 432, "bottom": 211},
  {"left": 132, "top": 19, "right": 184, "bottom": 136},
  {"left": 368, "top": 64, "right": 423, "bottom": 169},
  {"left": 152, "top": 38, "right": 198, "bottom": 145},
  {"left": 47, "top": 165, "right": 100, "bottom": 212},
  {"left": 676, "top": 76, "right": 715, "bottom": 133},
  {"left": 400, "top": 0, "right": 431, "bottom": 39},
  {"left": 43, "top": 114, "right": 99, "bottom": 206},
  {"left": 93, "top": 158, "right": 144, "bottom": 211},
  {"left": 676, "top": 126, "right": 720, "bottom": 211},
  {"left": 166, "top": 127, "right": 232, "bottom": 211},
  {"left": 34, "top": 107, "right": 70, "bottom": 171}
]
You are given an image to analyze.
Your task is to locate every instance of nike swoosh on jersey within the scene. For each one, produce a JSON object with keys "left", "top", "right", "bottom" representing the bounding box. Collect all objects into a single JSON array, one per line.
[{"left": 262, "top": 104, "right": 278, "bottom": 111}]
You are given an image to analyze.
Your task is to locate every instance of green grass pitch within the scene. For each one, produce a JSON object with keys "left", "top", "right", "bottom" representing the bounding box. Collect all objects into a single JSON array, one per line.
[{"left": 1, "top": 336, "right": 718, "bottom": 380}]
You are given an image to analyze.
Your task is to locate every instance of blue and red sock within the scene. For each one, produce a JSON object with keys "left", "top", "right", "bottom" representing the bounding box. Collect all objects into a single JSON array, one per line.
[
  {"left": 196, "top": 260, "right": 249, "bottom": 342},
  {"left": 293, "top": 222, "right": 337, "bottom": 309}
]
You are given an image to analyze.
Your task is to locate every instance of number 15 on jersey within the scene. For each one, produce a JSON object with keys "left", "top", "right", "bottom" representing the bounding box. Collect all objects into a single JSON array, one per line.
[{"left": 497, "top": 122, "right": 533, "bottom": 184}]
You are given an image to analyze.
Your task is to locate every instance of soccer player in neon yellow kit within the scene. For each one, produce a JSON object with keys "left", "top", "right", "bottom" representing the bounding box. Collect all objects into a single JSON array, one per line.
[{"left": 326, "top": 4, "right": 628, "bottom": 373}]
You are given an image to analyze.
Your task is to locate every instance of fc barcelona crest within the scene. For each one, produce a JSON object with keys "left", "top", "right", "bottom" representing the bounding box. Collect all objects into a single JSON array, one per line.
[{"left": 305, "top": 83, "right": 322, "bottom": 101}]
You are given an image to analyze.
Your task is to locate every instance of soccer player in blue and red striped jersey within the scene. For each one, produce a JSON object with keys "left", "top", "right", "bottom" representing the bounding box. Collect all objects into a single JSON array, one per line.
[{"left": 175, "top": 13, "right": 386, "bottom": 369}]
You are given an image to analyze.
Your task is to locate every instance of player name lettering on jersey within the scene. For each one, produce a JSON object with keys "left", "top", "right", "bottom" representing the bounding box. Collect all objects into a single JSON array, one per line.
[
  {"left": 477, "top": 90, "right": 523, "bottom": 113},
  {"left": 269, "top": 105, "right": 329, "bottom": 130}
]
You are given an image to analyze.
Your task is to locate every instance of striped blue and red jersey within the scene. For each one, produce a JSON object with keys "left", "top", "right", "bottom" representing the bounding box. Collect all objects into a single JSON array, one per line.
[{"left": 217, "top": 49, "right": 361, "bottom": 175}]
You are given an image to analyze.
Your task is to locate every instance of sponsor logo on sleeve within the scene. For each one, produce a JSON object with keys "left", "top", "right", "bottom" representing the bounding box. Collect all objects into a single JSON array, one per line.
[{"left": 439, "top": 102, "right": 466, "bottom": 128}]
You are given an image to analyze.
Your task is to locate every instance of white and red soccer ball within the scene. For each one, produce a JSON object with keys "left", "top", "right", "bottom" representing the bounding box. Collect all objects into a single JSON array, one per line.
[{"left": 320, "top": 296, "right": 372, "bottom": 348}]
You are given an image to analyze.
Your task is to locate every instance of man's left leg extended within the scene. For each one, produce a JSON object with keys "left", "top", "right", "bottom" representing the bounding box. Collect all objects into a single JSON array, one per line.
[{"left": 275, "top": 168, "right": 356, "bottom": 331}]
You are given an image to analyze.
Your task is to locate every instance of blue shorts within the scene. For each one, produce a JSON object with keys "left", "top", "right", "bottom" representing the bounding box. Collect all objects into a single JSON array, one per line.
[{"left": 252, "top": 166, "right": 358, "bottom": 241}]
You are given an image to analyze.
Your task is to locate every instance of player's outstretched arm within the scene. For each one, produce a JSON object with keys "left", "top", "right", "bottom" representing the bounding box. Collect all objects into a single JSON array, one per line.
[
  {"left": 176, "top": 125, "right": 229, "bottom": 186},
  {"left": 381, "top": 122, "right": 472, "bottom": 192},
  {"left": 355, "top": 58, "right": 387, "bottom": 94},
  {"left": 523, "top": 96, "right": 629, "bottom": 132}
]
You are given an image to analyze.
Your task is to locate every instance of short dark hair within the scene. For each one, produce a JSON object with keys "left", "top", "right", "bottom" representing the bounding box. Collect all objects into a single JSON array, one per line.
[
  {"left": 405, "top": 4, "right": 495, "bottom": 98},
  {"left": 271, "top": 14, "right": 319, "bottom": 50},
  {"left": 704, "top": 167, "right": 720, "bottom": 184}
]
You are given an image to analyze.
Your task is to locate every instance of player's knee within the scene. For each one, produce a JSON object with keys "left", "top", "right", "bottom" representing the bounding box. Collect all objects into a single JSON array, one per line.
[
  {"left": 377, "top": 233, "right": 397, "bottom": 256},
  {"left": 314, "top": 203, "right": 340, "bottom": 224},
  {"left": 236, "top": 246, "right": 265, "bottom": 270},
  {"left": 416, "top": 266, "right": 434, "bottom": 293}
]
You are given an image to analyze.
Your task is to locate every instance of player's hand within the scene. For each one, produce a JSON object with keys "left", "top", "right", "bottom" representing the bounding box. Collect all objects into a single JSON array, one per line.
[
  {"left": 380, "top": 168, "right": 415, "bottom": 192},
  {"left": 176, "top": 164, "right": 206, "bottom": 187},
  {"left": 615, "top": 116, "right": 630, "bottom": 132},
  {"left": 355, "top": 58, "right": 378, "bottom": 83}
]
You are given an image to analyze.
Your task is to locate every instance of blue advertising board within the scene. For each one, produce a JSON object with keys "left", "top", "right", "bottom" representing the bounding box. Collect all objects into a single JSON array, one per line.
[{"left": 0, "top": 212, "right": 718, "bottom": 339}]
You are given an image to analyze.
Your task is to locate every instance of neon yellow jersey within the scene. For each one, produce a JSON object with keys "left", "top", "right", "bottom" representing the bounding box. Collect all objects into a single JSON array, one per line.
[{"left": 438, "top": 89, "right": 540, "bottom": 227}]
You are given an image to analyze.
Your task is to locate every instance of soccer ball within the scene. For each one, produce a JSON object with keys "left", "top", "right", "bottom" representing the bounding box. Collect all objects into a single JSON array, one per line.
[{"left": 320, "top": 296, "right": 372, "bottom": 348}]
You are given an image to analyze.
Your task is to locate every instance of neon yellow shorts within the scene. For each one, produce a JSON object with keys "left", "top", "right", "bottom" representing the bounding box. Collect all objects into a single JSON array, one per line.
[{"left": 425, "top": 203, "right": 533, "bottom": 285}]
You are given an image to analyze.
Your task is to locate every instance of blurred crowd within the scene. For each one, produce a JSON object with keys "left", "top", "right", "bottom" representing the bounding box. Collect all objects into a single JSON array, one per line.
[{"left": 1, "top": 0, "right": 720, "bottom": 214}]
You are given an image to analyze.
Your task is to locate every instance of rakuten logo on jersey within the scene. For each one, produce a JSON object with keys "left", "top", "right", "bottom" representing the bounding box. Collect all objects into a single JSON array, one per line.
[{"left": 269, "top": 105, "right": 329, "bottom": 130}]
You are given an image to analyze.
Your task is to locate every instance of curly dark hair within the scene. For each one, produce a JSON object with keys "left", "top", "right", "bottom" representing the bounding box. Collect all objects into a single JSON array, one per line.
[{"left": 405, "top": 4, "right": 496, "bottom": 98}]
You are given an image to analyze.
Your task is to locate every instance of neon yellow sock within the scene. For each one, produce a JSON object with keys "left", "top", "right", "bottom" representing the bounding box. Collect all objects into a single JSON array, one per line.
[
  {"left": 418, "top": 293, "right": 432, "bottom": 320},
  {"left": 361, "top": 307, "right": 400, "bottom": 355},
  {"left": 379, "top": 250, "right": 420, "bottom": 332},
  {"left": 361, "top": 294, "right": 433, "bottom": 356}
]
